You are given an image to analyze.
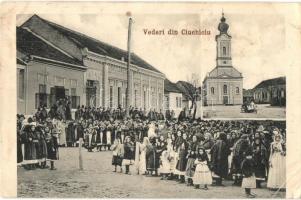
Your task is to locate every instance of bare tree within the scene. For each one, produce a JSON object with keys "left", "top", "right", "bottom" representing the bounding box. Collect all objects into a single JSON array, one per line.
[{"left": 177, "top": 73, "right": 201, "bottom": 120}]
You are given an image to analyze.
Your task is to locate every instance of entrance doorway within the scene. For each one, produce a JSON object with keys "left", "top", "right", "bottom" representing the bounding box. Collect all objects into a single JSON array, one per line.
[
  {"left": 86, "top": 80, "right": 97, "bottom": 107},
  {"left": 223, "top": 96, "right": 229, "bottom": 105}
]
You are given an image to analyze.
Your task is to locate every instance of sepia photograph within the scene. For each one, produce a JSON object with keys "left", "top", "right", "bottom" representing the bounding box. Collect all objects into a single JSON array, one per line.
[{"left": 7, "top": 2, "right": 299, "bottom": 199}]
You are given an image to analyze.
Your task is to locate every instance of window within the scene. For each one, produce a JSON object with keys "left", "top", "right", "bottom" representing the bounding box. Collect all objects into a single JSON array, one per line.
[
  {"left": 134, "top": 90, "right": 137, "bottom": 107},
  {"left": 39, "top": 84, "right": 46, "bottom": 94},
  {"left": 158, "top": 93, "right": 162, "bottom": 109},
  {"left": 18, "top": 69, "right": 25, "bottom": 99},
  {"left": 109, "top": 86, "right": 113, "bottom": 108},
  {"left": 65, "top": 89, "right": 69, "bottom": 96},
  {"left": 281, "top": 89, "right": 285, "bottom": 98},
  {"left": 211, "top": 87, "right": 215, "bottom": 95},
  {"left": 223, "top": 46, "right": 227, "bottom": 56},
  {"left": 176, "top": 96, "right": 182, "bottom": 108},
  {"left": 143, "top": 90, "right": 147, "bottom": 109},
  {"left": 117, "top": 87, "right": 121, "bottom": 107},
  {"left": 164, "top": 95, "right": 169, "bottom": 110},
  {"left": 223, "top": 84, "right": 228, "bottom": 95},
  {"left": 236, "top": 87, "right": 239, "bottom": 94},
  {"left": 71, "top": 88, "right": 76, "bottom": 96}
]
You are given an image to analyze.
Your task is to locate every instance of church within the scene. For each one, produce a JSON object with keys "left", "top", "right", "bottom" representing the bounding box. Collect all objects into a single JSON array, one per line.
[{"left": 203, "top": 13, "right": 243, "bottom": 106}]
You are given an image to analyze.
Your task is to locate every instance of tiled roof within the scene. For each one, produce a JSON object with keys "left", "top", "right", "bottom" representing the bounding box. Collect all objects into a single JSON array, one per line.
[
  {"left": 254, "top": 77, "right": 286, "bottom": 89},
  {"left": 164, "top": 79, "right": 181, "bottom": 93},
  {"left": 21, "top": 15, "right": 162, "bottom": 74},
  {"left": 17, "top": 27, "right": 83, "bottom": 66}
]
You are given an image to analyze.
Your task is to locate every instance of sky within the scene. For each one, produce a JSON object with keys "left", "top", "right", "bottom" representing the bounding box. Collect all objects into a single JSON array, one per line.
[{"left": 17, "top": 11, "right": 287, "bottom": 89}]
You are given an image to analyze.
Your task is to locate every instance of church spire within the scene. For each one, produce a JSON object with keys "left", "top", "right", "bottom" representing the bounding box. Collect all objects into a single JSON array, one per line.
[{"left": 218, "top": 12, "right": 229, "bottom": 34}]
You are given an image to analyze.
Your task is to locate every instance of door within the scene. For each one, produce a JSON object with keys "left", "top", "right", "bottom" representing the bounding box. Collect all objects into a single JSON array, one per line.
[
  {"left": 86, "top": 87, "right": 96, "bottom": 107},
  {"left": 223, "top": 96, "right": 228, "bottom": 105},
  {"left": 55, "top": 86, "right": 66, "bottom": 100}
]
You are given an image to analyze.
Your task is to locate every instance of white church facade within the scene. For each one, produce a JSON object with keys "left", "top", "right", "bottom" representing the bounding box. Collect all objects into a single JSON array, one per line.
[{"left": 203, "top": 13, "right": 243, "bottom": 106}]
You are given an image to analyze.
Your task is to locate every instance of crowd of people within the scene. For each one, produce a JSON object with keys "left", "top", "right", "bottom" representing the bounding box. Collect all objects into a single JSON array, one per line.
[
  {"left": 109, "top": 120, "right": 286, "bottom": 198},
  {"left": 17, "top": 101, "right": 173, "bottom": 170},
  {"left": 17, "top": 100, "right": 286, "bottom": 198}
]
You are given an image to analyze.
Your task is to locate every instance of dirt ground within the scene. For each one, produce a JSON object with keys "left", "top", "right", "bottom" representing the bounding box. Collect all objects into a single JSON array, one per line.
[
  {"left": 18, "top": 148, "right": 285, "bottom": 198},
  {"left": 203, "top": 104, "right": 285, "bottom": 119}
]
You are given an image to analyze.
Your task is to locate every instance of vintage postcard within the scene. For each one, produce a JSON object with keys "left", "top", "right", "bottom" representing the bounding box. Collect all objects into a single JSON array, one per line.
[{"left": 0, "top": 1, "right": 301, "bottom": 199}]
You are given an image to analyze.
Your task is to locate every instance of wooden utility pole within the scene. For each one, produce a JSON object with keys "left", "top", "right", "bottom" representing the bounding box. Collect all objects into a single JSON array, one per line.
[
  {"left": 126, "top": 17, "right": 132, "bottom": 118},
  {"left": 79, "top": 137, "right": 83, "bottom": 170}
]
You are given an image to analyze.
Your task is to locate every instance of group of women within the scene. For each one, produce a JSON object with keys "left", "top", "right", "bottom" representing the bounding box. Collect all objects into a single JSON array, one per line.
[{"left": 110, "top": 120, "right": 286, "bottom": 198}]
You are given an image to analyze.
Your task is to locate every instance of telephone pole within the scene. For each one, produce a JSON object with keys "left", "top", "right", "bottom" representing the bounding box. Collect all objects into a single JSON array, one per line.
[{"left": 126, "top": 17, "right": 132, "bottom": 118}]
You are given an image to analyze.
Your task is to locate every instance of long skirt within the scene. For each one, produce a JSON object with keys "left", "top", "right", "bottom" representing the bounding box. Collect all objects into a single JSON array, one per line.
[
  {"left": 159, "top": 161, "right": 171, "bottom": 174},
  {"left": 112, "top": 155, "right": 122, "bottom": 166},
  {"left": 17, "top": 140, "right": 23, "bottom": 164},
  {"left": 24, "top": 142, "right": 38, "bottom": 164},
  {"left": 139, "top": 151, "right": 146, "bottom": 173},
  {"left": 185, "top": 158, "right": 196, "bottom": 178},
  {"left": 193, "top": 163, "right": 212, "bottom": 185},
  {"left": 38, "top": 140, "right": 48, "bottom": 161},
  {"left": 267, "top": 153, "right": 286, "bottom": 189},
  {"left": 106, "top": 131, "right": 112, "bottom": 145},
  {"left": 241, "top": 175, "right": 256, "bottom": 188},
  {"left": 171, "top": 152, "right": 178, "bottom": 174},
  {"left": 176, "top": 151, "right": 187, "bottom": 175}
]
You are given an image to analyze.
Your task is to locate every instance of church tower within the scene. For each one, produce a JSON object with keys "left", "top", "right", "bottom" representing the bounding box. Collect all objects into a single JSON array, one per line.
[
  {"left": 216, "top": 13, "right": 232, "bottom": 67},
  {"left": 202, "top": 12, "right": 243, "bottom": 106}
]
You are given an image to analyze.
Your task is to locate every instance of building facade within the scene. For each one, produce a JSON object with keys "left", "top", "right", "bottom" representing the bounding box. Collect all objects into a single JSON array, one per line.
[
  {"left": 253, "top": 77, "right": 286, "bottom": 106},
  {"left": 164, "top": 79, "right": 183, "bottom": 117},
  {"left": 17, "top": 15, "right": 165, "bottom": 115},
  {"left": 203, "top": 13, "right": 243, "bottom": 106}
]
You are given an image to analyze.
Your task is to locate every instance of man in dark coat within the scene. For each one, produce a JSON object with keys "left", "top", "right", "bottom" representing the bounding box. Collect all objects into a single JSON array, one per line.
[
  {"left": 231, "top": 134, "right": 252, "bottom": 186},
  {"left": 210, "top": 132, "right": 231, "bottom": 186}
]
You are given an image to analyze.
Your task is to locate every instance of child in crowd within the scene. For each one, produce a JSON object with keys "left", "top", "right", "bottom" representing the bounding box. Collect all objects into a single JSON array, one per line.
[
  {"left": 241, "top": 155, "right": 257, "bottom": 198},
  {"left": 111, "top": 138, "right": 123, "bottom": 173},
  {"left": 159, "top": 150, "right": 171, "bottom": 180},
  {"left": 193, "top": 147, "right": 212, "bottom": 190}
]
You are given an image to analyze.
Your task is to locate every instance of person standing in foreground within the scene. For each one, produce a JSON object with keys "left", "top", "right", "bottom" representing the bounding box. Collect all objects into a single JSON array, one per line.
[
  {"left": 45, "top": 127, "right": 59, "bottom": 170},
  {"left": 267, "top": 132, "right": 286, "bottom": 190},
  {"left": 111, "top": 138, "right": 123, "bottom": 172},
  {"left": 241, "top": 154, "right": 257, "bottom": 198},
  {"left": 193, "top": 147, "right": 212, "bottom": 190},
  {"left": 122, "top": 136, "right": 135, "bottom": 174},
  {"left": 210, "top": 132, "right": 231, "bottom": 186}
]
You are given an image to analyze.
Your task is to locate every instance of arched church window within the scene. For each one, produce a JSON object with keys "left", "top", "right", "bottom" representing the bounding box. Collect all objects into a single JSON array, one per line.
[
  {"left": 223, "top": 46, "right": 227, "bottom": 56},
  {"left": 211, "top": 87, "right": 215, "bottom": 95},
  {"left": 223, "top": 85, "right": 227, "bottom": 94}
]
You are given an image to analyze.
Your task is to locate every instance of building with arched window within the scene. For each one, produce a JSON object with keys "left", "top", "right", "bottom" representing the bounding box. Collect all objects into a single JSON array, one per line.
[{"left": 203, "top": 13, "right": 243, "bottom": 105}]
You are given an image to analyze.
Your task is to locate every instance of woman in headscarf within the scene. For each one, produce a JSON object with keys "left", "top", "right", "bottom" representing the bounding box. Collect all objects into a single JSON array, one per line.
[
  {"left": 202, "top": 132, "right": 214, "bottom": 160},
  {"left": 176, "top": 132, "right": 189, "bottom": 183},
  {"left": 146, "top": 138, "right": 160, "bottom": 176},
  {"left": 267, "top": 131, "right": 286, "bottom": 190},
  {"left": 252, "top": 132, "right": 268, "bottom": 188},
  {"left": 111, "top": 138, "right": 123, "bottom": 172},
  {"left": 231, "top": 134, "right": 252, "bottom": 186},
  {"left": 45, "top": 126, "right": 59, "bottom": 170},
  {"left": 23, "top": 124, "right": 38, "bottom": 170},
  {"left": 185, "top": 135, "right": 198, "bottom": 186},
  {"left": 138, "top": 137, "right": 149, "bottom": 175},
  {"left": 122, "top": 136, "right": 135, "bottom": 174},
  {"left": 210, "top": 132, "right": 231, "bottom": 186}
]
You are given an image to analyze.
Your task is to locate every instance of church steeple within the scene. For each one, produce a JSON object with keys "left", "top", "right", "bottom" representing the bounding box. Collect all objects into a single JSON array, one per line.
[
  {"left": 216, "top": 12, "right": 232, "bottom": 67},
  {"left": 218, "top": 12, "right": 229, "bottom": 34}
]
